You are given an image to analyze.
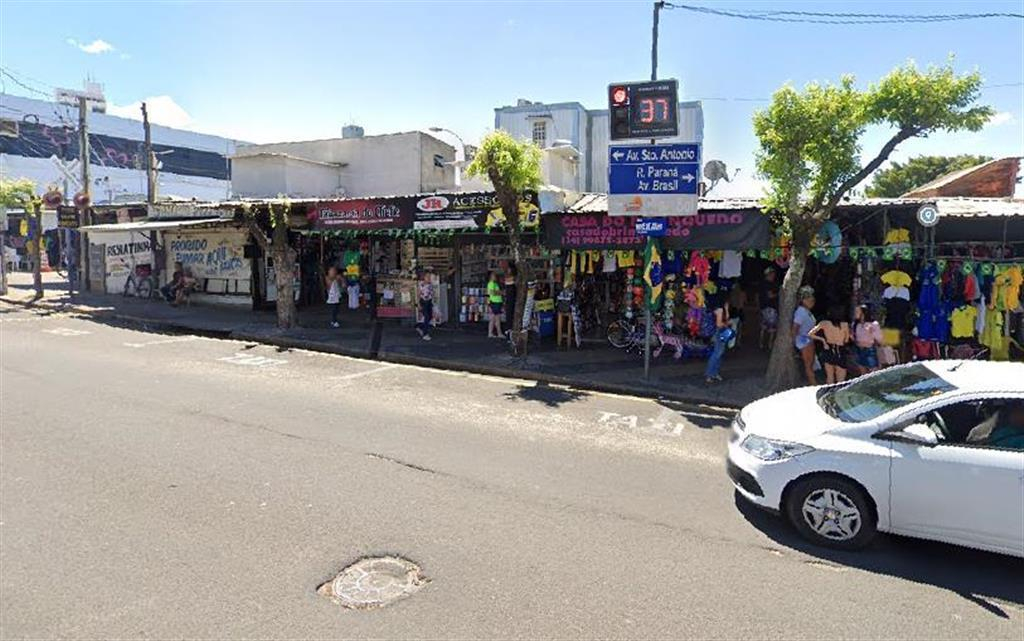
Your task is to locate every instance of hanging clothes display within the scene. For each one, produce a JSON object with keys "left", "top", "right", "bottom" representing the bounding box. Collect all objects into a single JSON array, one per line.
[
  {"left": 717, "top": 250, "right": 743, "bottom": 278},
  {"left": 950, "top": 304, "right": 978, "bottom": 339}
]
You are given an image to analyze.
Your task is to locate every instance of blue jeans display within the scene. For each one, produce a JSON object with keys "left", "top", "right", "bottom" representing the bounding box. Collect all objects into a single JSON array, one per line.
[{"left": 704, "top": 328, "right": 727, "bottom": 379}]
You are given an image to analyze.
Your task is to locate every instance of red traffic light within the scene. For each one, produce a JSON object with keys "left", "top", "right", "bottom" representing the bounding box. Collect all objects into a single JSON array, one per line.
[{"left": 610, "top": 86, "right": 628, "bottom": 106}]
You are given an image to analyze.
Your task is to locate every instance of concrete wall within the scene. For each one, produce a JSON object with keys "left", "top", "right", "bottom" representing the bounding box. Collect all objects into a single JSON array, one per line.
[
  {"left": 231, "top": 155, "right": 342, "bottom": 199},
  {"left": 233, "top": 132, "right": 455, "bottom": 197}
]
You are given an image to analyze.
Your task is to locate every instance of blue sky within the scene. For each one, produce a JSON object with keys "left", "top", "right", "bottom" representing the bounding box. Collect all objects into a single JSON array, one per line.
[{"left": 1, "top": 0, "right": 1022, "bottom": 195}]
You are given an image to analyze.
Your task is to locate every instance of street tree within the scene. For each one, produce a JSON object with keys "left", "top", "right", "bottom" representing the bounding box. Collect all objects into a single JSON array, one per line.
[
  {"left": 755, "top": 61, "right": 992, "bottom": 390},
  {"left": 466, "top": 131, "right": 543, "bottom": 355},
  {"left": 243, "top": 201, "right": 298, "bottom": 329},
  {"left": 866, "top": 154, "right": 993, "bottom": 197},
  {"left": 0, "top": 178, "right": 43, "bottom": 298}
]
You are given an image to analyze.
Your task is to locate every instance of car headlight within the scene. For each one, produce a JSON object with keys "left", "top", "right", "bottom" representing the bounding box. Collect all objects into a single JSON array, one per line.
[{"left": 740, "top": 435, "right": 814, "bottom": 461}]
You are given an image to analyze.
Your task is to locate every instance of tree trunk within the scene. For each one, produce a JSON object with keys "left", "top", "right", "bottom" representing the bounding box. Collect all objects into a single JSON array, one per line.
[
  {"left": 271, "top": 221, "right": 297, "bottom": 329},
  {"left": 30, "top": 205, "right": 43, "bottom": 298},
  {"left": 765, "top": 231, "right": 810, "bottom": 392}
]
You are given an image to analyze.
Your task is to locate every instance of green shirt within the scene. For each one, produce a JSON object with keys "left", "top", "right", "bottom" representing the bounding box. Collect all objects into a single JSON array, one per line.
[
  {"left": 342, "top": 250, "right": 361, "bottom": 284},
  {"left": 487, "top": 280, "right": 503, "bottom": 304}
]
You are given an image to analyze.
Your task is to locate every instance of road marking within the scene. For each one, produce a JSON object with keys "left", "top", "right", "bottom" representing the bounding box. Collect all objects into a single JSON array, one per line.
[
  {"left": 42, "top": 328, "right": 91, "bottom": 336},
  {"left": 124, "top": 336, "right": 200, "bottom": 348},
  {"left": 335, "top": 364, "right": 397, "bottom": 381},
  {"left": 217, "top": 353, "right": 288, "bottom": 367},
  {"left": 597, "top": 410, "right": 696, "bottom": 437}
]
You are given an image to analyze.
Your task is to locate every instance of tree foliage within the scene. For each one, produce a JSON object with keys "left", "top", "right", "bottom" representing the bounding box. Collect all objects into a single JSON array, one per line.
[
  {"left": 0, "top": 178, "right": 36, "bottom": 208},
  {"left": 466, "top": 130, "right": 543, "bottom": 195},
  {"left": 466, "top": 131, "right": 543, "bottom": 354},
  {"left": 754, "top": 60, "right": 992, "bottom": 390},
  {"left": 865, "top": 154, "right": 993, "bottom": 197}
]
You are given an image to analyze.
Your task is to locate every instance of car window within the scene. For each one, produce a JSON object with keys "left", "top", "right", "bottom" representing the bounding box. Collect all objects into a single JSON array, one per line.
[
  {"left": 966, "top": 400, "right": 1024, "bottom": 451},
  {"left": 818, "top": 364, "right": 957, "bottom": 423}
]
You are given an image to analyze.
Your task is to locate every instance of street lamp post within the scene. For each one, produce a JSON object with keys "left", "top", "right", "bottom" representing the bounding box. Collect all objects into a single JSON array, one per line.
[{"left": 428, "top": 127, "right": 466, "bottom": 190}]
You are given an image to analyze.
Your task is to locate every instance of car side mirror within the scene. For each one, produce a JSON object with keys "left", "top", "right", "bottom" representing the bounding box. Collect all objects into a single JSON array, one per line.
[{"left": 891, "top": 423, "right": 940, "bottom": 446}]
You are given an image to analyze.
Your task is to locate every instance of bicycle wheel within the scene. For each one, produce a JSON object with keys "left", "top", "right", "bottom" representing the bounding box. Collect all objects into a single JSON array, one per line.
[{"left": 607, "top": 321, "right": 632, "bottom": 348}]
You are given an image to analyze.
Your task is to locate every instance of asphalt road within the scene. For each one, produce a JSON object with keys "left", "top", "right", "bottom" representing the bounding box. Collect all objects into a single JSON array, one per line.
[{"left": 1, "top": 302, "right": 1022, "bottom": 640}]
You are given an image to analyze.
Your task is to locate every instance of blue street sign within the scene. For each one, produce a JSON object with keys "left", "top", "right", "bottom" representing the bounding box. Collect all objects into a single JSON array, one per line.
[
  {"left": 609, "top": 143, "right": 701, "bottom": 195},
  {"left": 635, "top": 217, "right": 667, "bottom": 237}
]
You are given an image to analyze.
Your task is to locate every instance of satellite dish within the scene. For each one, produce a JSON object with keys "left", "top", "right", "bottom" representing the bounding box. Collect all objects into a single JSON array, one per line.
[
  {"left": 703, "top": 160, "right": 732, "bottom": 194},
  {"left": 704, "top": 160, "right": 728, "bottom": 183}
]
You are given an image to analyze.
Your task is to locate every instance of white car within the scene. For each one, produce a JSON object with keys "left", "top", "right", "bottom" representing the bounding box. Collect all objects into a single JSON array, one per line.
[{"left": 728, "top": 360, "right": 1024, "bottom": 557}]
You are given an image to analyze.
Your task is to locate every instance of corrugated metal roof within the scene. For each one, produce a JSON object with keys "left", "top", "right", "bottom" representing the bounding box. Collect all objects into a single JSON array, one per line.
[
  {"left": 80, "top": 218, "right": 236, "bottom": 232},
  {"left": 565, "top": 194, "right": 763, "bottom": 214},
  {"left": 935, "top": 197, "right": 1024, "bottom": 218}
]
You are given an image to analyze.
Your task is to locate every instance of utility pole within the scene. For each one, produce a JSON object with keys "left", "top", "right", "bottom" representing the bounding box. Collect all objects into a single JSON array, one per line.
[
  {"left": 78, "top": 97, "right": 90, "bottom": 291},
  {"left": 643, "top": 1, "right": 664, "bottom": 381},
  {"left": 142, "top": 102, "right": 156, "bottom": 204}
]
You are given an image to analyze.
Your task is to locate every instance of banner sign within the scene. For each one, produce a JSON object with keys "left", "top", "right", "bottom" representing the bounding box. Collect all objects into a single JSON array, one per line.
[
  {"left": 543, "top": 210, "right": 769, "bottom": 250},
  {"left": 166, "top": 231, "right": 249, "bottom": 280},
  {"left": 307, "top": 192, "right": 540, "bottom": 231}
]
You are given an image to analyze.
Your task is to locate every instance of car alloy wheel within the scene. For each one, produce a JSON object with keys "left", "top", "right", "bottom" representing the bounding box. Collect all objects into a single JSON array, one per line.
[{"left": 801, "top": 488, "right": 862, "bottom": 541}]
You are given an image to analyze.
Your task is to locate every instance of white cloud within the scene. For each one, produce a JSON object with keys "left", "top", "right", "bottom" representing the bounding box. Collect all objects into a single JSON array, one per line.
[
  {"left": 108, "top": 95, "right": 194, "bottom": 129},
  {"left": 987, "top": 111, "right": 1015, "bottom": 127},
  {"left": 66, "top": 38, "right": 116, "bottom": 54}
]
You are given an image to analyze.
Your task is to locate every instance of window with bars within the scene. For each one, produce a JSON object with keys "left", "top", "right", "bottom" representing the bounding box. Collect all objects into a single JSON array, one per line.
[{"left": 531, "top": 120, "right": 547, "bottom": 148}]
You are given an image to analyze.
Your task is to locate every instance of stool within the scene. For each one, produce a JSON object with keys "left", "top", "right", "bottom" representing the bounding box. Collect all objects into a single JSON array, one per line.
[{"left": 557, "top": 312, "right": 575, "bottom": 349}]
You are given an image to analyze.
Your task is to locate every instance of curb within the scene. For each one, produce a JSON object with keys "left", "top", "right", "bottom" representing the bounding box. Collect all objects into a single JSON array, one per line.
[{"left": 4, "top": 295, "right": 746, "bottom": 411}]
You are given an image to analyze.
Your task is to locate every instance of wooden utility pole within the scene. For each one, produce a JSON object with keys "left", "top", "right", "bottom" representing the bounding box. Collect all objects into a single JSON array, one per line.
[
  {"left": 142, "top": 102, "right": 156, "bottom": 204},
  {"left": 78, "top": 97, "right": 91, "bottom": 291}
]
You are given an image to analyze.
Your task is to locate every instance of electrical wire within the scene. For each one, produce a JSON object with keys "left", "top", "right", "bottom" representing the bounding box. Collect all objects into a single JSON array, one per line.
[{"left": 664, "top": 3, "right": 1024, "bottom": 24}]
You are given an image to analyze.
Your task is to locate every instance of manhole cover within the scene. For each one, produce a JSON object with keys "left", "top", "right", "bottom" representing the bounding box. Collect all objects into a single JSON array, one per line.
[{"left": 318, "top": 556, "right": 427, "bottom": 609}]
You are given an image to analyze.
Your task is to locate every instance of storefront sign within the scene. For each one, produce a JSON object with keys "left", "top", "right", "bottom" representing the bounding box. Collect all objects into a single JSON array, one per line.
[
  {"left": 308, "top": 199, "right": 413, "bottom": 230},
  {"left": 635, "top": 217, "right": 667, "bottom": 237},
  {"left": 58, "top": 210, "right": 80, "bottom": 229},
  {"left": 308, "top": 192, "right": 541, "bottom": 231},
  {"left": 149, "top": 202, "right": 233, "bottom": 220},
  {"left": 544, "top": 210, "right": 770, "bottom": 250},
  {"left": 166, "top": 231, "right": 249, "bottom": 281}
]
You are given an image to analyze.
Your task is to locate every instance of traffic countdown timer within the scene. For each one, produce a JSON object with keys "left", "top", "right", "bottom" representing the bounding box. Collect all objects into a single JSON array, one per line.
[{"left": 608, "top": 79, "right": 679, "bottom": 140}]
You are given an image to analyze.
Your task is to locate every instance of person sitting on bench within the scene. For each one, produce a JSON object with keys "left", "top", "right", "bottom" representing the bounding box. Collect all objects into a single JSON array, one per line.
[{"left": 161, "top": 262, "right": 185, "bottom": 303}]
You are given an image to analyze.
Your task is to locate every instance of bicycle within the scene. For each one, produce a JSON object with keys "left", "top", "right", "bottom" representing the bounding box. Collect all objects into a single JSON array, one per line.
[
  {"left": 122, "top": 257, "right": 158, "bottom": 299},
  {"left": 607, "top": 313, "right": 661, "bottom": 355}
]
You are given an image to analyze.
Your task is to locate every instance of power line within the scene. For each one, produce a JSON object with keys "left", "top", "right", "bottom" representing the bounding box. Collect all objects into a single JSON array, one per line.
[{"left": 664, "top": 3, "right": 1024, "bottom": 24}]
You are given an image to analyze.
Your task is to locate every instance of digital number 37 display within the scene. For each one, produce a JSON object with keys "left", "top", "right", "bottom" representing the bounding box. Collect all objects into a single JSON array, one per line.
[{"left": 608, "top": 79, "right": 679, "bottom": 140}]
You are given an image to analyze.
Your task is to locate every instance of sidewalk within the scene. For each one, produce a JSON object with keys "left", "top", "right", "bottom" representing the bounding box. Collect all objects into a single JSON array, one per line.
[{"left": 2, "top": 272, "right": 770, "bottom": 408}]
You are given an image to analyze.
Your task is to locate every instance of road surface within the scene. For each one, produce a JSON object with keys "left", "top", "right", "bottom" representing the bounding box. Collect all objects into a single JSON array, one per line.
[{"left": 1, "top": 302, "right": 1021, "bottom": 639}]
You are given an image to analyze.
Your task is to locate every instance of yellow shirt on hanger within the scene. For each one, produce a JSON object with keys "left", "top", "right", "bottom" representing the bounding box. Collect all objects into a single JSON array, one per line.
[
  {"left": 881, "top": 270, "right": 912, "bottom": 288},
  {"left": 950, "top": 305, "right": 978, "bottom": 338}
]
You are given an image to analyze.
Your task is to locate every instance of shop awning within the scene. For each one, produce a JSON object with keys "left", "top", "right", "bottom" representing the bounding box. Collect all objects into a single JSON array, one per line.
[{"left": 79, "top": 218, "right": 236, "bottom": 232}]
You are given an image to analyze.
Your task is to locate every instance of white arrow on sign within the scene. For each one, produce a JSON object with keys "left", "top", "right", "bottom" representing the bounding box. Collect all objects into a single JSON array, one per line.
[
  {"left": 682, "top": 174, "right": 696, "bottom": 183},
  {"left": 611, "top": 150, "right": 625, "bottom": 161}
]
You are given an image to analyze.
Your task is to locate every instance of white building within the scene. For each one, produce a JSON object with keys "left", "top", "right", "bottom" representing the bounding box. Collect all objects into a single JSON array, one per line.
[
  {"left": 0, "top": 92, "right": 240, "bottom": 203},
  {"left": 494, "top": 98, "right": 704, "bottom": 193},
  {"left": 230, "top": 129, "right": 457, "bottom": 199}
]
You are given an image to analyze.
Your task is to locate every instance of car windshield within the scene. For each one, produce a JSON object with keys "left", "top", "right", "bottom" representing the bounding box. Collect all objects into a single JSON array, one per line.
[{"left": 817, "top": 364, "right": 957, "bottom": 423}]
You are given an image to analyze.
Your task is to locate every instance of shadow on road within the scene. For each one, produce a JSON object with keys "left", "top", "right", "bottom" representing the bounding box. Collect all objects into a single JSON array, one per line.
[
  {"left": 656, "top": 399, "right": 734, "bottom": 430},
  {"left": 503, "top": 381, "right": 588, "bottom": 408},
  {"left": 735, "top": 492, "right": 1024, "bottom": 616}
]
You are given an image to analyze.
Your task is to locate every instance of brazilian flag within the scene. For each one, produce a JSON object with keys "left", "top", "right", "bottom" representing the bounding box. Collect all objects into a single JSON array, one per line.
[{"left": 643, "top": 237, "right": 663, "bottom": 311}]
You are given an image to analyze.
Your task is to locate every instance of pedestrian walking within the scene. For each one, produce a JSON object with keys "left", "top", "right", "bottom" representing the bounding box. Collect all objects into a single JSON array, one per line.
[
  {"left": 758, "top": 267, "right": 779, "bottom": 349},
  {"left": 416, "top": 270, "right": 434, "bottom": 341},
  {"left": 704, "top": 294, "right": 732, "bottom": 384},
  {"left": 325, "top": 266, "right": 342, "bottom": 328},
  {"left": 793, "top": 286, "right": 818, "bottom": 386},
  {"left": 852, "top": 304, "right": 882, "bottom": 376},
  {"left": 487, "top": 271, "right": 504, "bottom": 338},
  {"left": 810, "top": 305, "right": 851, "bottom": 384}
]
